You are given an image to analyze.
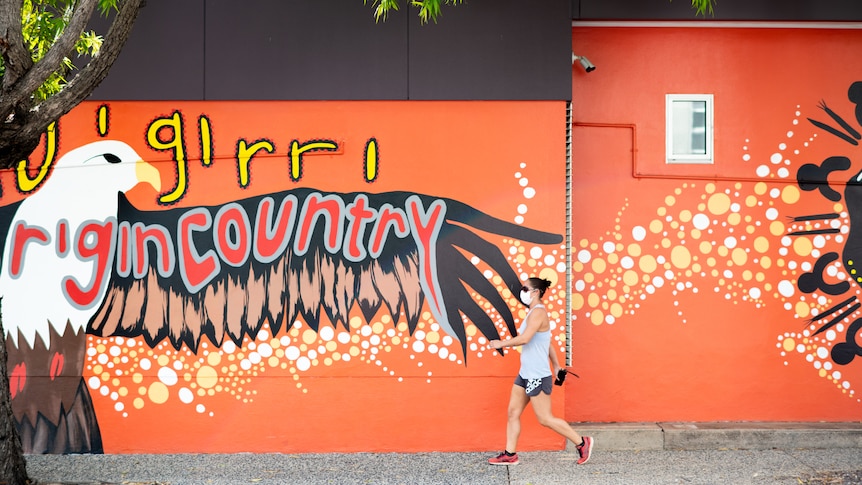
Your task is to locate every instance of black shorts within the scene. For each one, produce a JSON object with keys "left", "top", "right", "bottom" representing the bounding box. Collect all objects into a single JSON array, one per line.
[{"left": 514, "top": 375, "right": 553, "bottom": 397}]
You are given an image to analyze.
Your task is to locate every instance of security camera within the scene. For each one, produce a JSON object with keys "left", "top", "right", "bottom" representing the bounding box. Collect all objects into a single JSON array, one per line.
[
  {"left": 572, "top": 53, "right": 596, "bottom": 73},
  {"left": 578, "top": 56, "right": 596, "bottom": 72}
]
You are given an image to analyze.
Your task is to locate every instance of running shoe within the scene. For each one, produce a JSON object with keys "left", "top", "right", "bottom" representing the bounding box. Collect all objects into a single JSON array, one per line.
[
  {"left": 576, "top": 436, "right": 593, "bottom": 465},
  {"left": 488, "top": 451, "right": 519, "bottom": 465}
]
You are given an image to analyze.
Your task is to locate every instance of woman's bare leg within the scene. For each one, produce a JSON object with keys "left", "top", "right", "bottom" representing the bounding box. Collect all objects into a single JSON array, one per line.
[
  {"left": 505, "top": 384, "right": 530, "bottom": 452},
  {"left": 528, "top": 391, "right": 582, "bottom": 445}
]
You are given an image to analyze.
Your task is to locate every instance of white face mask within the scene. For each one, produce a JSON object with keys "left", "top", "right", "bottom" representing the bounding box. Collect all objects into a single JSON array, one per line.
[{"left": 519, "top": 289, "right": 533, "bottom": 306}]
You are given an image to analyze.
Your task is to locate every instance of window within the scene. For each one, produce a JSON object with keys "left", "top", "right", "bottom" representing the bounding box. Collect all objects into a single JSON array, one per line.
[{"left": 666, "top": 94, "right": 713, "bottom": 164}]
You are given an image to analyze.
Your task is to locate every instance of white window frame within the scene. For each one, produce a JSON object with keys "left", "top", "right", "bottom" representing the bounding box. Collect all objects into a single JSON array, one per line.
[{"left": 666, "top": 94, "right": 714, "bottom": 164}]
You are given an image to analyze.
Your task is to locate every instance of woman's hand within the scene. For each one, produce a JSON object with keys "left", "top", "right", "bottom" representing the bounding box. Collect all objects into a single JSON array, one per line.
[{"left": 489, "top": 339, "right": 503, "bottom": 349}]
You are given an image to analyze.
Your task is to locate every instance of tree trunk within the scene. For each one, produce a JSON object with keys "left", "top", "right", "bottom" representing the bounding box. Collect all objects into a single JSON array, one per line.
[{"left": 0, "top": 302, "right": 29, "bottom": 485}]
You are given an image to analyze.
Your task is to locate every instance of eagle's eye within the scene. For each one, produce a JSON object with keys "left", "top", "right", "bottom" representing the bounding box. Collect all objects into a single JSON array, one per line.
[{"left": 104, "top": 153, "right": 121, "bottom": 164}]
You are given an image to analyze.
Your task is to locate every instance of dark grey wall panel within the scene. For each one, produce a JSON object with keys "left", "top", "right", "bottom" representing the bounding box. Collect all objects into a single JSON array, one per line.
[
  {"left": 574, "top": 0, "right": 862, "bottom": 21},
  {"left": 204, "top": 0, "right": 408, "bottom": 100},
  {"left": 89, "top": 0, "right": 205, "bottom": 100},
  {"left": 86, "top": 0, "right": 862, "bottom": 101},
  {"left": 409, "top": 0, "right": 572, "bottom": 100},
  {"left": 89, "top": 0, "right": 572, "bottom": 101}
]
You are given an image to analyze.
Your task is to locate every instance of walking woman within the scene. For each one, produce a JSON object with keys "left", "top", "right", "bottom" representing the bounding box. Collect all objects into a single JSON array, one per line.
[{"left": 487, "top": 277, "right": 593, "bottom": 465}]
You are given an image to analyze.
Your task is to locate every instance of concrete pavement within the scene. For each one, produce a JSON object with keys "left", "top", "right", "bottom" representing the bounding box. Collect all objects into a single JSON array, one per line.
[
  {"left": 24, "top": 422, "right": 862, "bottom": 485},
  {"left": 568, "top": 421, "right": 862, "bottom": 451}
]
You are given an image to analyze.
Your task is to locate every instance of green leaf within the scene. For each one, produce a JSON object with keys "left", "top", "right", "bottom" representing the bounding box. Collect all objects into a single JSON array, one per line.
[{"left": 12, "top": 0, "right": 119, "bottom": 102}]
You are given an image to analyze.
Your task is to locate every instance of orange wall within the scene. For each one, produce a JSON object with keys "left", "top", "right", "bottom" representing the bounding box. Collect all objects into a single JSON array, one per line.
[
  {"left": 568, "top": 26, "right": 862, "bottom": 422},
  {"left": 4, "top": 101, "right": 569, "bottom": 453}
]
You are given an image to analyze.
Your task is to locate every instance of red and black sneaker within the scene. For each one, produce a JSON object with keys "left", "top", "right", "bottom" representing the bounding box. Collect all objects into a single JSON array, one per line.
[
  {"left": 488, "top": 451, "right": 519, "bottom": 465},
  {"left": 576, "top": 436, "right": 594, "bottom": 465}
]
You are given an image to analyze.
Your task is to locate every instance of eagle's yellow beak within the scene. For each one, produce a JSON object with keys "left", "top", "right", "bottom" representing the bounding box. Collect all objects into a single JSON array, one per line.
[{"left": 135, "top": 160, "right": 162, "bottom": 192}]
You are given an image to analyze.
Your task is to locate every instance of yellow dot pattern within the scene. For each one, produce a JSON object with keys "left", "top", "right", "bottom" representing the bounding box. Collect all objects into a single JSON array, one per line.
[{"left": 572, "top": 181, "right": 779, "bottom": 326}]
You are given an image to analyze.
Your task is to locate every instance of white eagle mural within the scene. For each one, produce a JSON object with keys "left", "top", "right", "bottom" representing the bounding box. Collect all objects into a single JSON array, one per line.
[{"left": 0, "top": 140, "right": 161, "bottom": 453}]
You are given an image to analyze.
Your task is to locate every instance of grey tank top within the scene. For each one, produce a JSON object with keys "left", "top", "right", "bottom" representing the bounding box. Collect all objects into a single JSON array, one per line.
[{"left": 518, "top": 304, "right": 551, "bottom": 379}]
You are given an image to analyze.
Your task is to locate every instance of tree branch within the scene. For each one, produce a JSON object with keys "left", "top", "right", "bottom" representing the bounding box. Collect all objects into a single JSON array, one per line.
[
  {"left": 0, "top": 0, "right": 98, "bottom": 121},
  {"left": 0, "top": 0, "right": 31, "bottom": 91},
  {"left": 34, "top": 0, "right": 144, "bottom": 127}
]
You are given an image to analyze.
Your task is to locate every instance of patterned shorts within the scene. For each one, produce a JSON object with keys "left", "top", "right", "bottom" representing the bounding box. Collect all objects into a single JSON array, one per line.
[{"left": 514, "top": 375, "right": 553, "bottom": 397}]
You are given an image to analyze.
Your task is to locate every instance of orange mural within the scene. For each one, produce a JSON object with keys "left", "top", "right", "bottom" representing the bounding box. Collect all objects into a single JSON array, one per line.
[
  {"left": 1, "top": 100, "right": 569, "bottom": 453},
  {"left": 569, "top": 26, "right": 862, "bottom": 423}
]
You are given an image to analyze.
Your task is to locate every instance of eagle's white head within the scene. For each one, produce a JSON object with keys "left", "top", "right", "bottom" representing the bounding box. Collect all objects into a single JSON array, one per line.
[{"left": 0, "top": 140, "right": 161, "bottom": 348}]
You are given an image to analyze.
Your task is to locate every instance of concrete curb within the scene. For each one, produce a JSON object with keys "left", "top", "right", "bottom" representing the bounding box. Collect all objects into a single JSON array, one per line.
[{"left": 565, "top": 422, "right": 862, "bottom": 452}]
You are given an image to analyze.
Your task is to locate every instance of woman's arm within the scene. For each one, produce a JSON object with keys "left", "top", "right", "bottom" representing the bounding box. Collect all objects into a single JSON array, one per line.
[
  {"left": 489, "top": 307, "right": 544, "bottom": 349},
  {"left": 548, "top": 343, "right": 562, "bottom": 374}
]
